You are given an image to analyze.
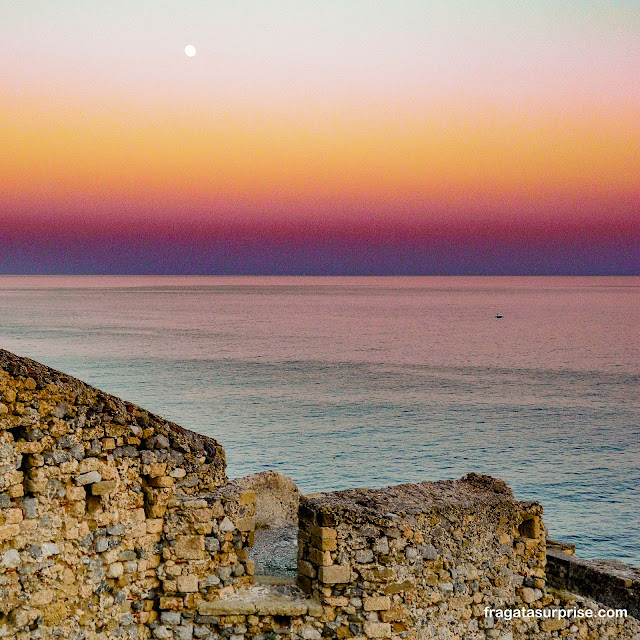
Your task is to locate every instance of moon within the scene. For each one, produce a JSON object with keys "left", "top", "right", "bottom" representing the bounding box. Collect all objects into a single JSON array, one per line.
[{"left": 184, "top": 44, "right": 197, "bottom": 58}]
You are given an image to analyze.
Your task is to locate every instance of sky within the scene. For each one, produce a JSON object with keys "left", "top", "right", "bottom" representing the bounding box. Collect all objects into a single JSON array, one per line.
[{"left": 1, "top": 1, "right": 638, "bottom": 274}]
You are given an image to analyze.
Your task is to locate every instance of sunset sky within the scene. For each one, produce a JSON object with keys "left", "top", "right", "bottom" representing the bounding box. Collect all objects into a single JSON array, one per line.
[{"left": 2, "top": 1, "right": 638, "bottom": 274}]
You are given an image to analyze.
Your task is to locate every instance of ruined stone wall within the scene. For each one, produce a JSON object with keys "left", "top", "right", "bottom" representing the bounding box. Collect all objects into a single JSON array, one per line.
[
  {"left": 1, "top": 349, "right": 639, "bottom": 640},
  {"left": 158, "top": 484, "right": 255, "bottom": 611},
  {"left": 546, "top": 547, "right": 640, "bottom": 619},
  {"left": 297, "top": 475, "right": 547, "bottom": 640},
  {"left": 0, "top": 349, "right": 234, "bottom": 639},
  {"left": 295, "top": 480, "right": 639, "bottom": 640}
]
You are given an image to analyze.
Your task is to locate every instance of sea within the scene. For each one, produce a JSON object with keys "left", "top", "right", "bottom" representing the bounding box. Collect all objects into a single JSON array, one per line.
[{"left": 0, "top": 276, "right": 637, "bottom": 565}]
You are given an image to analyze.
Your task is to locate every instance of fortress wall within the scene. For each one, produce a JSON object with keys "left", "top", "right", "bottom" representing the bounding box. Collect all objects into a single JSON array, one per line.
[
  {"left": 546, "top": 547, "right": 640, "bottom": 619},
  {"left": 296, "top": 475, "right": 546, "bottom": 640},
  {"left": 1, "top": 349, "right": 639, "bottom": 640},
  {"left": 158, "top": 483, "right": 255, "bottom": 613},
  {"left": 0, "top": 350, "right": 228, "bottom": 639}
]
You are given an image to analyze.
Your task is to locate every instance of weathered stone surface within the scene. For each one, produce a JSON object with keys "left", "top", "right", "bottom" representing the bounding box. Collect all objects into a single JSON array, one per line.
[
  {"left": 298, "top": 560, "right": 316, "bottom": 578},
  {"left": 547, "top": 547, "right": 640, "bottom": 618},
  {"left": 74, "top": 470, "right": 102, "bottom": 485},
  {"left": 519, "top": 586, "right": 537, "bottom": 604},
  {"left": 235, "top": 471, "right": 299, "bottom": 527},
  {"left": 300, "top": 626, "right": 322, "bottom": 640},
  {"left": 540, "top": 618, "right": 568, "bottom": 632},
  {"left": 308, "top": 525, "right": 337, "bottom": 539},
  {"left": 91, "top": 480, "right": 117, "bottom": 495},
  {"left": 363, "top": 596, "right": 391, "bottom": 611},
  {"left": 219, "top": 516, "right": 235, "bottom": 532},
  {"left": 255, "top": 597, "right": 308, "bottom": 616},
  {"left": 363, "top": 622, "right": 391, "bottom": 638},
  {"left": 318, "top": 564, "right": 351, "bottom": 584},
  {"left": 161, "top": 611, "right": 182, "bottom": 625},
  {"left": 198, "top": 600, "right": 257, "bottom": 615},
  {"left": 175, "top": 535, "right": 205, "bottom": 560},
  {"left": 177, "top": 574, "right": 199, "bottom": 593},
  {"left": 355, "top": 549, "right": 374, "bottom": 564},
  {"left": 0, "top": 549, "right": 20, "bottom": 569},
  {"left": 0, "top": 348, "right": 638, "bottom": 640}
]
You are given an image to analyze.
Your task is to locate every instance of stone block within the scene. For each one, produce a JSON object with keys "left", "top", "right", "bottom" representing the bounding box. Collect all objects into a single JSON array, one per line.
[
  {"left": 300, "top": 625, "right": 322, "bottom": 640},
  {"left": 383, "top": 580, "right": 414, "bottom": 594},
  {"left": 310, "top": 547, "right": 333, "bottom": 566},
  {"left": 324, "top": 596, "right": 349, "bottom": 607},
  {"left": 5, "top": 509, "right": 23, "bottom": 525},
  {"left": 308, "top": 525, "right": 337, "bottom": 540},
  {"left": 355, "top": 549, "right": 374, "bottom": 564},
  {"left": 239, "top": 489, "right": 255, "bottom": 505},
  {"left": 146, "top": 504, "right": 167, "bottom": 518},
  {"left": 319, "top": 564, "right": 351, "bottom": 584},
  {"left": 1, "top": 549, "right": 21, "bottom": 569},
  {"left": 311, "top": 536, "right": 337, "bottom": 551},
  {"left": 95, "top": 538, "right": 110, "bottom": 553},
  {"left": 360, "top": 568, "right": 394, "bottom": 582},
  {"left": 363, "top": 622, "right": 391, "bottom": 638},
  {"left": 255, "top": 597, "right": 308, "bottom": 616},
  {"left": 380, "top": 605, "right": 409, "bottom": 622},
  {"left": 219, "top": 516, "right": 235, "bottom": 532},
  {"left": 148, "top": 462, "right": 167, "bottom": 478},
  {"left": 540, "top": 618, "right": 568, "bottom": 632},
  {"left": 175, "top": 626, "right": 194, "bottom": 640},
  {"left": 7, "top": 483, "right": 24, "bottom": 498},
  {"left": 75, "top": 471, "right": 102, "bottom": 485},
  {"left": 297, "top": 574, "right": 312, "bottom": 593},
  {"left": 91, "top": 480, "right": 117, "bottom": 496},
  {"left": 107, "top": 562, "right": 124, "bottom": 578},
  {"left": 298, "top": 560, "right": 317, "bottom": 578},
  {"left": 0, "top": 524, "right": 20, "bottom": 541},
  {"left": 21, "top": 497, "right": 38, "bottom": 519},
  {"left": 40, "top": 542, "right": 60, "bottom": 558},
  {"left": 147, "top": 519, "right": 164, "bottom": 534},
  {"left": 175, "top": 535, "right": 205, "bottom": 560},
  {"left": 30, "top": 589, "right": 55, "bottom": 606},
  {"left": 198, "top": 600, "right": 256, "bottom": 615},
  {"left": 159, "top": 597, "right": 184, "bottom": 611},
  {"left": 66, "top": 486, "right": 86, "bottom": 501},
  {"left": 205, "top": 536, "right": 220, "bottom": 552},
  {"left": 235, "top": 516, "right": 254, "bottom": 532},
  {"left": 177, "top": 574, "right": 199, "bottom": 593},
  {"left": 160, "top": 611, "right": 182, "bottom": 625},
  {"left": 518, "top": 586, "right": 537, "bottom": 604},
  {"left": 363, "top": 596, "right": 391, "bottom": 611},
  {"left": 148, "top": 476, "right": 174, "bottom": 488},
  {"left": 25, "top": 477, "right": 47, "bottom": 493},
  {"left": 298, "top": 530, "right": 311, "bottom": 543}
]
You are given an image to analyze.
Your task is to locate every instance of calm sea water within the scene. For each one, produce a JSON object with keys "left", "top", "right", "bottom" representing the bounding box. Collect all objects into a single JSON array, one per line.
[{"left": 0, "top": 276, "right": 638, "bottom": 564}]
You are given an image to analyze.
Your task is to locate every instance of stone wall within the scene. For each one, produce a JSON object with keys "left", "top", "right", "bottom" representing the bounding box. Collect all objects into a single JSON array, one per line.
[
  {"left": 546, "top": 547, "right": 640, "bottom": 619},
  {"left": 235, "top": 471, "right": 300, "bottom": 528},
  {"left": 1, "top": 349, "right": 639, "bottom": 640},
  {"left": 0, "top": 349, "right": 239, "bottom": 639},
  {"left": 297, "top": 475, "right": 547, "bottom": 640}
]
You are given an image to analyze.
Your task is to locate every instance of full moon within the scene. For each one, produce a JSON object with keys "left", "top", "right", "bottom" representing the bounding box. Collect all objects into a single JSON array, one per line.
[{"left": 184, "top": 44, "right": 197, "bottom": 58}]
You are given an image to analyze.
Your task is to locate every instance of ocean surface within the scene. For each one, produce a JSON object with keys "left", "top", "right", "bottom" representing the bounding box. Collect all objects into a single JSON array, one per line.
[{"left": 0, "top": 276, "right": 638, "bottom": 565}]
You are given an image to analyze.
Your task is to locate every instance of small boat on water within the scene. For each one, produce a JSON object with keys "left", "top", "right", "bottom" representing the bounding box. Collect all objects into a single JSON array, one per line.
[{"left": 495, "top": 314, "right": 503, "bottom": 319}]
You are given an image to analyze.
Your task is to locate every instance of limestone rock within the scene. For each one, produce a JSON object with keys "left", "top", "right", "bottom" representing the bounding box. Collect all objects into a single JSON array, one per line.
[{"left": 235, "top": 470, "right": 300, "bottom": 527}]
